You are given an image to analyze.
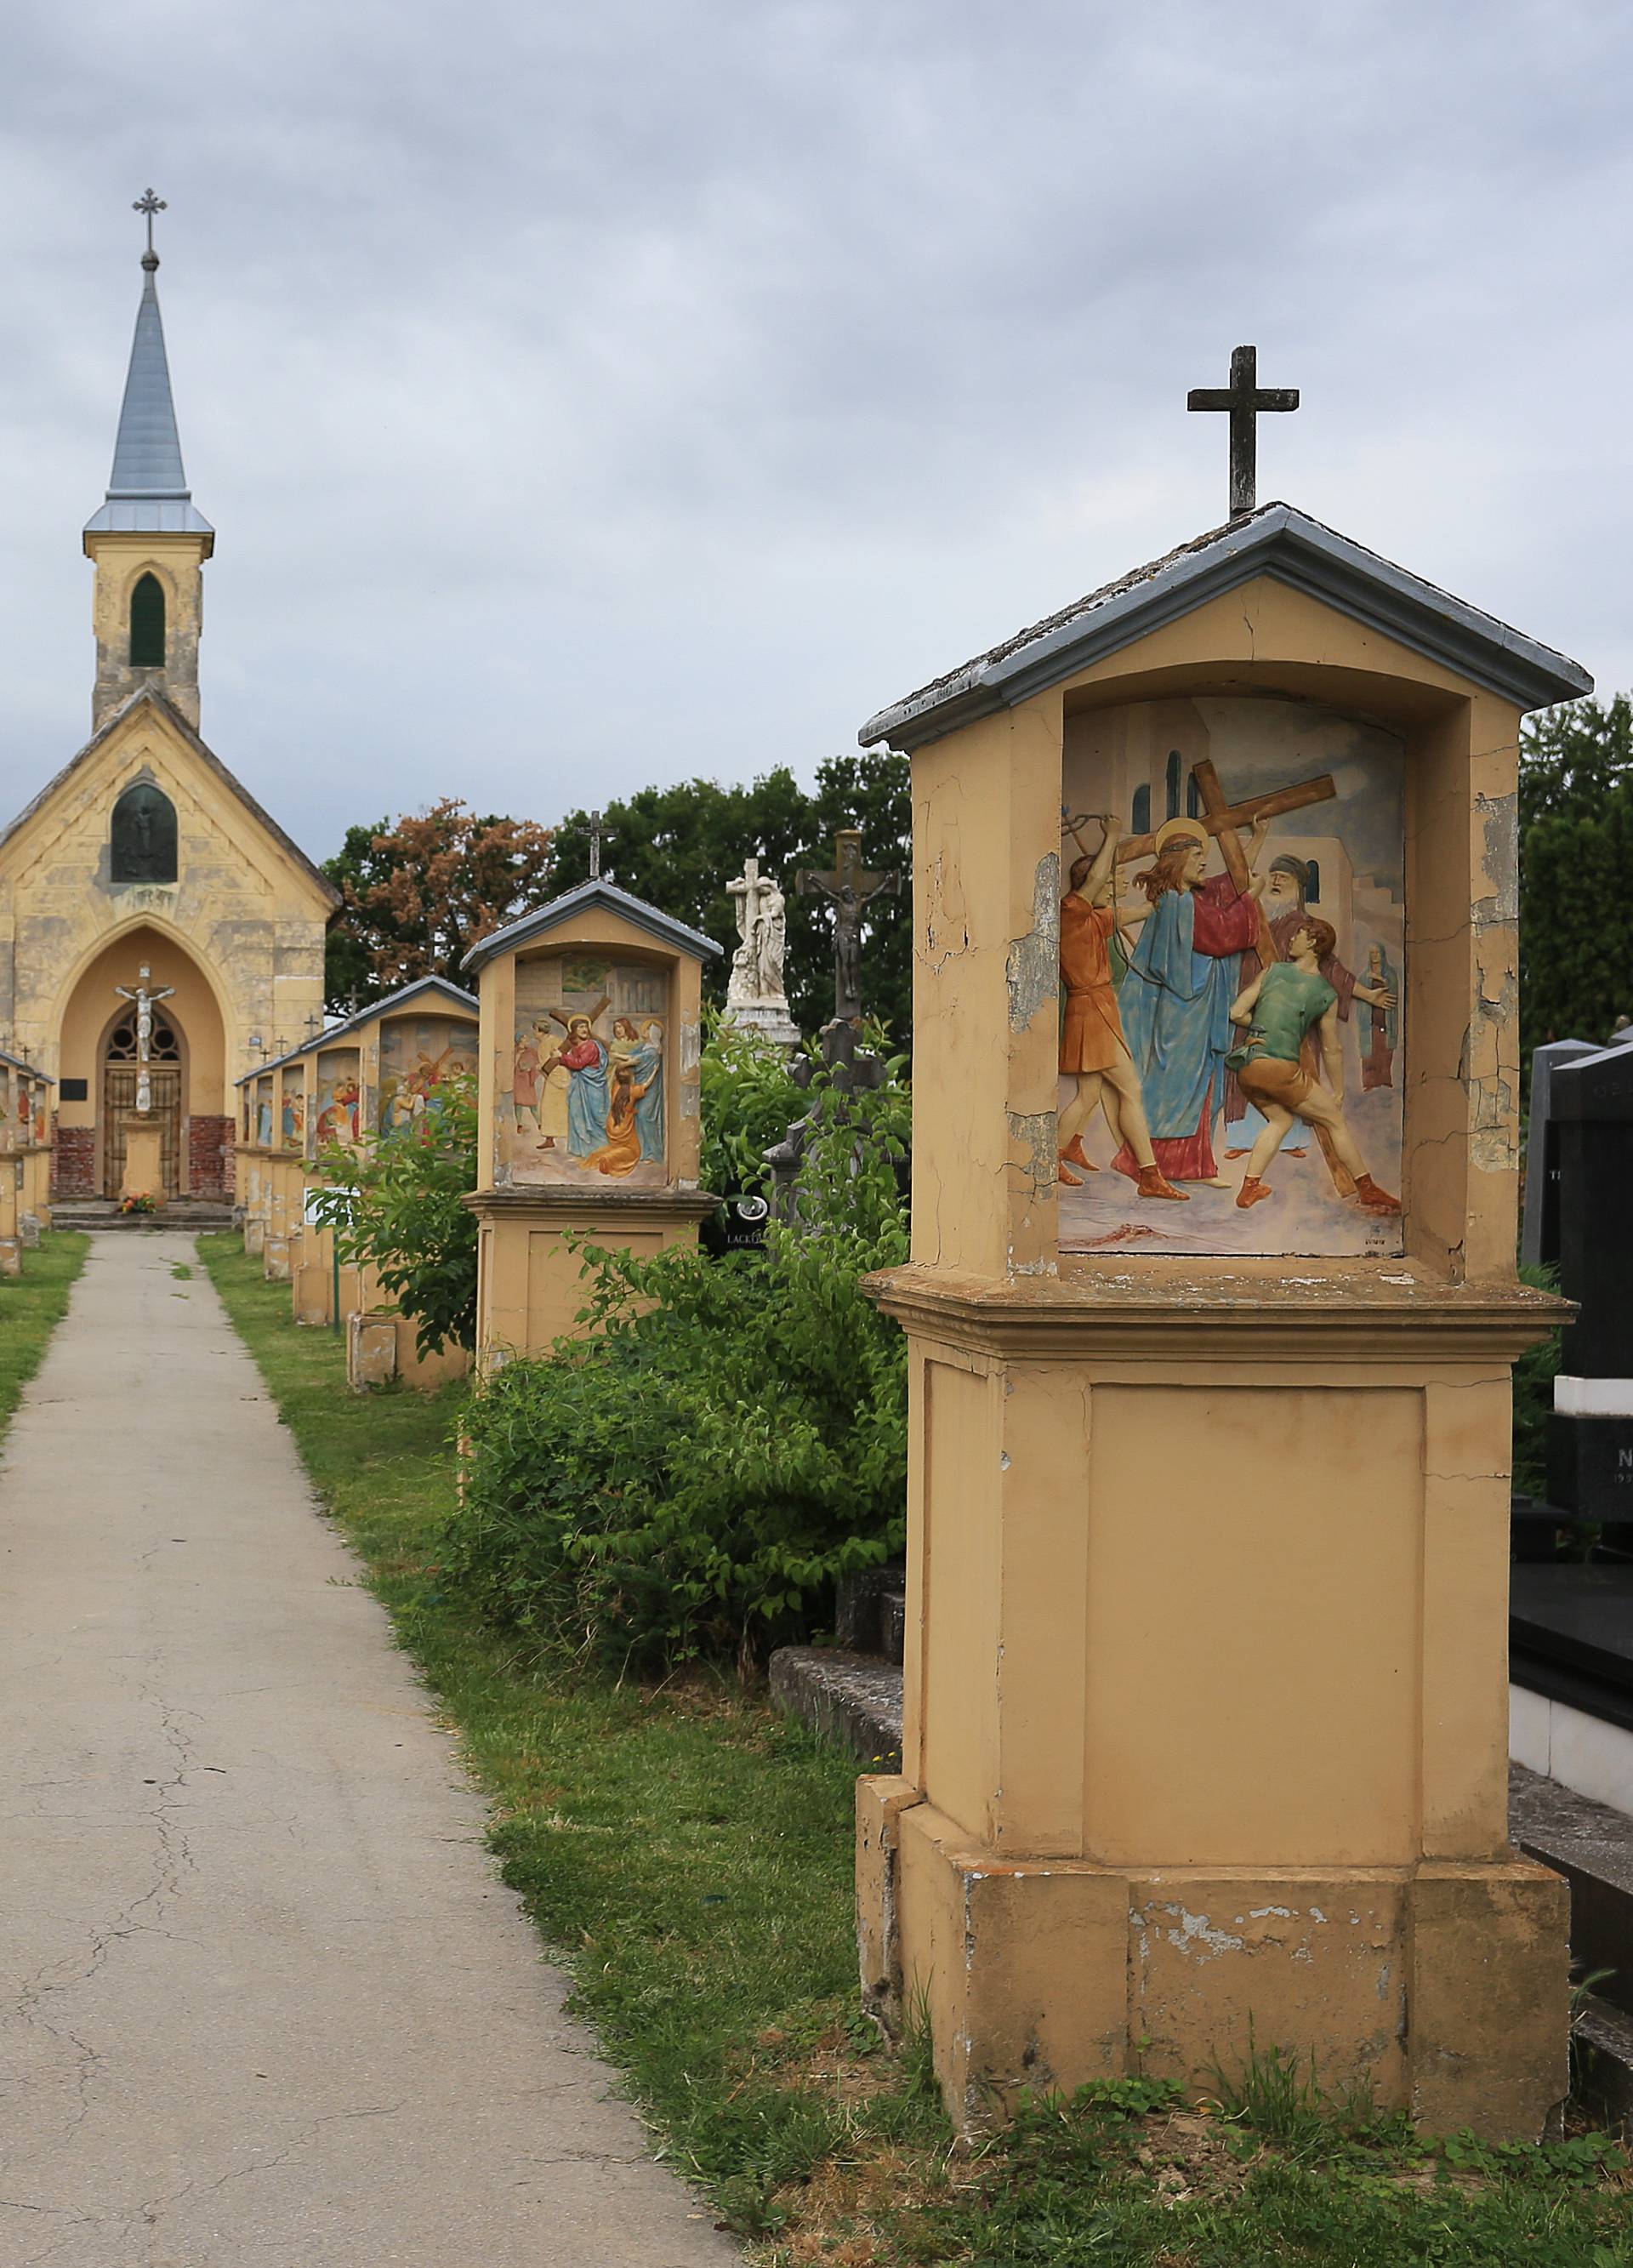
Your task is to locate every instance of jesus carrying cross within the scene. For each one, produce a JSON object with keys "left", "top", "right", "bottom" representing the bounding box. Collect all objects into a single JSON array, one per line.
[{"left": 1078, "top": 753, "right": 1331, "bottom": 1187}]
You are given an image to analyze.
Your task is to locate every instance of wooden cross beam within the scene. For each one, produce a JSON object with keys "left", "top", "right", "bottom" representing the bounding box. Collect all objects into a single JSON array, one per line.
[{"left": 1092, "top": 769, "right": 1337, "bottom": 866}]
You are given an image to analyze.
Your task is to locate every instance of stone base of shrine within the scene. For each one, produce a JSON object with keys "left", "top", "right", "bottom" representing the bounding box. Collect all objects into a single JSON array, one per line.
[
  {"left": 465, "top": 1184, "right": 720, "bottom": 1366},
  {"left": 858, "top": 1781, "right": 1569, "bottom": 2144}
]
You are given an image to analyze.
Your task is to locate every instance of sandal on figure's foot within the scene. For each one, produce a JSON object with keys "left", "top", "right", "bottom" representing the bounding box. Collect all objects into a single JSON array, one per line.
[
  {"left": 1135, "top": 1165, "right": 1188, "bottom": 1201},
  {"left": 1237, "top": 1175, "right": 1273, "bottom": 1209},
  {"left": 1353, "top": 1173, "right": 1401, "bottom": 1213},
  {"left": 1061, "top": 1135, "right": 1097, "bottom": 1171}
]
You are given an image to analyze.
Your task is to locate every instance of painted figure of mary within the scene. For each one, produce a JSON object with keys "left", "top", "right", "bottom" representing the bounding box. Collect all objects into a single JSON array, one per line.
[
  {"left": 1112, "top": 818, "right": 1266, "bottom": 1185},
  {"left": 630, "top": 1020, "right": 664, "bottom": 1162}
]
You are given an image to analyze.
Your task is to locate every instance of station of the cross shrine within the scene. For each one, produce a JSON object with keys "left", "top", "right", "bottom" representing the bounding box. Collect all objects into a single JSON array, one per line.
[
  {"left": 853, "top": 356, "right": 1594, "bottom": 2141},
  {"left": 0, "top": 202, "right": 334, "bottom": 1204}
]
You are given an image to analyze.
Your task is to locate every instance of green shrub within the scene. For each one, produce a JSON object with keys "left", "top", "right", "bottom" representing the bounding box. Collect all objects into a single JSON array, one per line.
[
  {"left": 1512, "top": 1262, "right": 1562, "bottom": 1502},
  {"left": 697, "top": 1011, "right": 810, "bottom": 1194},
  {"left": 312, "top": 1074, "right": 479, "bottom": 1357},
  {"left": 445, "top": 1064, "right": 911, "bottom": 1669}
]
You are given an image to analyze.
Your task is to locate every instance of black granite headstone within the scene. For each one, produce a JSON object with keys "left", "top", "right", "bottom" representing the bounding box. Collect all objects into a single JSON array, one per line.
[{"left": 1547, "top": 1042, "right": 1633, "bottom": 1519}]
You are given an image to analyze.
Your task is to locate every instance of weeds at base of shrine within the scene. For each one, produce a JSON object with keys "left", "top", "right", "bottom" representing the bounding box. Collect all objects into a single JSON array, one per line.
[{"left": 200, "top": 1231, "right": 1633, "bottom": 2268}]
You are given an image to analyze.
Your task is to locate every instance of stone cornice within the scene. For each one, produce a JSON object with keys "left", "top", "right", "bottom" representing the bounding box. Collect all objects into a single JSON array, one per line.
[
  {"left": 865, "top": 1261, "right": 1572, "bottom": 1363},
  {"left": 464, "top": 1184, "right": 719, "bottom": 1225}
]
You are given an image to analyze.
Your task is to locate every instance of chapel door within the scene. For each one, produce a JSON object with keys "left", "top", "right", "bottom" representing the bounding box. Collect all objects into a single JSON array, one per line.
[{"left": 102, "top": 1008, "right": 184, "bottom": 1198}]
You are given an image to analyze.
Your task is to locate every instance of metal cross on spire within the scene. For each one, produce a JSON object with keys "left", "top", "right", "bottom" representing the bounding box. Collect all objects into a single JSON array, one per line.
[
  {"left": 1186, "top": 345, "right": 1299, "bottom": 520},
  {"left": 133, "top": 188, "right": 167, "bottom": 260}
]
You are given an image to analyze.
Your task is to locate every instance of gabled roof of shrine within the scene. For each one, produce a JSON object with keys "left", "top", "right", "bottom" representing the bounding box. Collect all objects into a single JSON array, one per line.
[
  {"left": 0, "top": 1049, "right": 52, "bottom": 1082},
  {"left": 235, "top": 974, "right": 480, "bottom": 1083},
  {"left": 0, "top": 684, "right": 340, "bottom": 909},
  {"left": 858, "top": 501, "right": 1593, "bottom": 752},
  {"left": 463, "top": 878, "right": 720, "bottom": 976}
]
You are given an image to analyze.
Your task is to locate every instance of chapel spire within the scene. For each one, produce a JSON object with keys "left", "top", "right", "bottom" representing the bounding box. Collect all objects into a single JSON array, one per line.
[{"left": 83, "top": 195, "right": 213, "bottom": 733}]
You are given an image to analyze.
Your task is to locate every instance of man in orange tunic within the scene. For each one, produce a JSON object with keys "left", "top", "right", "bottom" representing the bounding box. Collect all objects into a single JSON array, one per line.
[{"left": 1059, "top": 814, "right": 1185, "bottom": 1201}]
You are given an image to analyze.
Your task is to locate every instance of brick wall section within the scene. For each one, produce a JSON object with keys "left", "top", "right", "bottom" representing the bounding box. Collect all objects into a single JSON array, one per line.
[
  {"left": 187, "top": 1114, "right": 234, "bottom": 1200},
  {"left": 53, "top": 1121, "right": 95, "bottom": 1199}
]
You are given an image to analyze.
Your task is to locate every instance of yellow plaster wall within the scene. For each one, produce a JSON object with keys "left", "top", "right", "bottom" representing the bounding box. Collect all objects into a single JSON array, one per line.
[{"left": 57, "top": 926, "right": 226, "bottom": 1126}]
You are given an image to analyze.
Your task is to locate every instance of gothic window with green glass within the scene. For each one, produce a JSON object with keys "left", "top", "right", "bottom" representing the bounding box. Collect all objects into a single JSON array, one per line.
[
  {"left": 111, "top": 782, "right": 179, "bottom": 885},
  {"left": 128, "top": 573, "right": 165, "bottom": 667}
]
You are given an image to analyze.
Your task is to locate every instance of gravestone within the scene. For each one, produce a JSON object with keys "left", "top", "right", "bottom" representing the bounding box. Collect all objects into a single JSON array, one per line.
[
  {"left": 723, "top": 856, "right": 800, "bottom": 1050},
  {"left": 852, "top": 428, "right": 1585, "bottom": 2139},
  {"left": 1522, "top": 1037, "right": 1607, "bottom": 1270},
  {"left": 1546, "top": 1040, "right": 1633, "bottom": 1523}
]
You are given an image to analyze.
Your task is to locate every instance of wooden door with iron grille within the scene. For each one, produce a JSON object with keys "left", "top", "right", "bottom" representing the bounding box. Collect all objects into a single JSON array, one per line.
[{"left": 103, "top": 1066, "right": 182, "bottom": 1198}]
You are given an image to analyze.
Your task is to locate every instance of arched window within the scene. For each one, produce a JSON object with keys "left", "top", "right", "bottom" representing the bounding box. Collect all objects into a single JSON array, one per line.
[
  {"left": 105, "top": 1010, "right": 181, "bottom": 1063},
  {"left": 1186, "top": 771, "right": 1203, "bottom": 819},
  {"left": 1305, "top": 859, "right": 1322, "bottom": 904},
  {"left": 129, "top": 573, "right": 165, "bottom": 667},
  {"left": 111, "top": 782, "right": 179, "bottom": 884},
  {"left": 1131, "top": 784, "right": 1151, "bottom": 835},
  {"left": 1165, "top": 750, "right": 1182, "bottom": 820}
]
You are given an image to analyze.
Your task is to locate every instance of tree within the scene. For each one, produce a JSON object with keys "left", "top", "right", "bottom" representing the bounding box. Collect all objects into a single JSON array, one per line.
[
  {"left": 1519, "top": 695, "right": 1633, "bottom": 1079},
  {"left": 549, "top": 747, "right": 912, "bottom": 1037},
  {"left": 324, "top": 801, "right": 557, "bottom": 1011}
]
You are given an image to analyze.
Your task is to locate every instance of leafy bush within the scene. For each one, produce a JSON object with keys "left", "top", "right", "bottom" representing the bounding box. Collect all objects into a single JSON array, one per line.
[
  {"left": 312, "top": 1075, "right": 479, "bottom": 1357},
  {"left": 444, "top": 1062, "right": 911, "bottom": 1670},
  {"left": 697, "top": 1012, "right": 810, "bottom": 1194}
]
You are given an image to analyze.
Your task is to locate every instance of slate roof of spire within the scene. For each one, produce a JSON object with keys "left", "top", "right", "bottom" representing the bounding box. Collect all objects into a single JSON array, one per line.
[
  {"left": 858, "top": 502, "right": 1591, "bottom": 751},
  {"left": 84, "top": 253, "right": 213, "bottom": 538}
]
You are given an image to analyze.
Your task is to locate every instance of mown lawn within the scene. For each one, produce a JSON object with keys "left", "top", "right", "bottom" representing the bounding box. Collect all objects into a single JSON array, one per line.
[
  {"left": 199, "top": 1231, "right": 1633, "bottom": 2267},
  {"left": 0, "top": 1231, "right": 89, "bottom": 1432}
]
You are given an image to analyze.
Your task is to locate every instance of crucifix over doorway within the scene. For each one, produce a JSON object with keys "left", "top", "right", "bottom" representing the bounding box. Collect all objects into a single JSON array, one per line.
[{"left": 113, "top": 964, "right": 176, "bottom": 1117}]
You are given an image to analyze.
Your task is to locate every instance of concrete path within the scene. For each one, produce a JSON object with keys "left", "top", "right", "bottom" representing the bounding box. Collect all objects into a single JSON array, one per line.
[{"left": 0, "top": 1232, "right": 737, "bottom": 2267}]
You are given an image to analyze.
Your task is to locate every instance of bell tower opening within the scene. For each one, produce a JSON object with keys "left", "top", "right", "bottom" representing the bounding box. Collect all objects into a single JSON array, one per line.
[{"left": 129, "top": 572, "right": 166, "bottom": 666}]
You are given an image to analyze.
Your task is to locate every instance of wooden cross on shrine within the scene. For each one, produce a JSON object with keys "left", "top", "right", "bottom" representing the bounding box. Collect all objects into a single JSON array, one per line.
[
  {"left": 1187, "top": 345, "right": 1299, "bottom": 519},
  {"left": 795, "top": 828, "right": 900, "bottom": 1023}
]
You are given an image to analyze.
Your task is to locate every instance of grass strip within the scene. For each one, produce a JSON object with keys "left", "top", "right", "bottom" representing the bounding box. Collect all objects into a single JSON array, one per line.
[
  {"left": 199, "top": 1232, "right": 1633, "bottom": 2266},
  {"left": 0, "top": 1232, "right": 90, "bottom": 1433}
]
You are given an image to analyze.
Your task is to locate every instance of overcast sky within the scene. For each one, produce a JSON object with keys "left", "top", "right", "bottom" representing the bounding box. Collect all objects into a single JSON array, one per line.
[{"left": 0, "top": 1, "right": 1626, "bottom": 864}]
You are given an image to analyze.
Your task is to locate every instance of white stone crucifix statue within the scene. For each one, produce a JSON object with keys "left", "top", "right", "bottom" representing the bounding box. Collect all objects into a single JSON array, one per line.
[
  {"left": 114, "top": 962, "right": 175, "bottom": 1115},
  {"left": 723, "top": 857, "right": 799, "bottom": 1050}
]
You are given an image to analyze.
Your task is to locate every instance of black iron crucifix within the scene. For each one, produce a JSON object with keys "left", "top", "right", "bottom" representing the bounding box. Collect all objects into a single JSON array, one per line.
[
  {"left": 1187, "top": 345, "right": 1299, "bottom": 520},
  {"left": 796, "top": 828, "right": 899, "bottom": 1023}
]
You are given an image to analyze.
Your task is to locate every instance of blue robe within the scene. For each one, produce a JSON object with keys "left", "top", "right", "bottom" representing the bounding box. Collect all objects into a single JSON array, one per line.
[
  {"left": 1118, "top": 884, "right": 1250, "bottom": 1152},
  {"left": 566, "top": 1040, "right": 611, "bottom": 1158}
]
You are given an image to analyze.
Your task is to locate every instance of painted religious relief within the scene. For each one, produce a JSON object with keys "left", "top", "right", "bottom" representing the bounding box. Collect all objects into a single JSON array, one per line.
[
  {"left": 499, "top": 952, "right": 668, "bottom": 1187},
  {"left": 31, "top": 1084, "right": 47, "bottom": 1147},
  {"left": 313, "top": 1046, "right": 363, "bottom": 1151},
  {"left": 280, "top": 1070, "right": 305, "bottom": 1151},
  {"left": 378, "top": 1016, "right": 477, "bottom": 1135},
  {"left": 255, "top": 1075, "right": 274, "bottom": 1150},
  {"left": 1058, "top": 695, "right": 1405, "bottom": 1257}
]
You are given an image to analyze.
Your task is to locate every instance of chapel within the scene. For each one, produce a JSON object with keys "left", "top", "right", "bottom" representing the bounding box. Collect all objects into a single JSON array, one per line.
[{"left": 0, "top": 223, "right": 336, "bottom": 1203}]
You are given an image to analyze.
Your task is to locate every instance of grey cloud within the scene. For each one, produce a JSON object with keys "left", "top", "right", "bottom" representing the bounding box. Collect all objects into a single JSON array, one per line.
[{"left": 0, "top": 0, "right": 1625, "bottom": 858}]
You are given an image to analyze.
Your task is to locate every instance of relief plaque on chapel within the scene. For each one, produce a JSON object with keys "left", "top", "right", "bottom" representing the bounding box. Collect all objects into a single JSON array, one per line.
[
  {"left": 1058, "top": 695, "right": 1405, "bottom": 1257},
  {"left": 110, "top": 783, "right": 179, "bottom": 885}
]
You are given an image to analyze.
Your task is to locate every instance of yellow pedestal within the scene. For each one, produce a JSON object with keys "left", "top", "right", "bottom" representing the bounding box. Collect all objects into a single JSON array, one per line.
[{"left": 120, "top": 1118, "right": 165, "bottom": 1206}]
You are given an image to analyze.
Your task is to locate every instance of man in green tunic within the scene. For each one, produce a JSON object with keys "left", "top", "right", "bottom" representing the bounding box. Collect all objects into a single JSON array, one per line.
[{"left": 1226, "top": 917, "right": 1400, "bottom": 1214}]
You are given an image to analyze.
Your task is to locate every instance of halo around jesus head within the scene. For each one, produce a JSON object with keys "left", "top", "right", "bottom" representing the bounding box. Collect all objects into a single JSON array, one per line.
[{"left": 1152, "top": 817, "right": 1209, "bottom": 855}]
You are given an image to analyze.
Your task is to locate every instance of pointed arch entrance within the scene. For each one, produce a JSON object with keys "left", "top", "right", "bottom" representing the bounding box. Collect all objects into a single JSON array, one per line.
[{"left": 55, "top": 926, "right": 229, "bottom": 1200}]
